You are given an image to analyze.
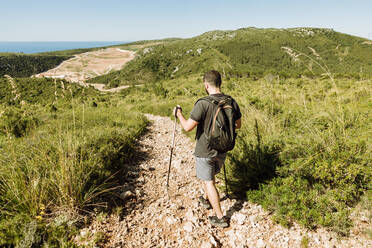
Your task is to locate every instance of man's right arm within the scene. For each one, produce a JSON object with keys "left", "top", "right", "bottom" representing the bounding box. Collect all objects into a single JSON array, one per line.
[{"left": 177, "top": 111, "right": 198, "bottom": 132}]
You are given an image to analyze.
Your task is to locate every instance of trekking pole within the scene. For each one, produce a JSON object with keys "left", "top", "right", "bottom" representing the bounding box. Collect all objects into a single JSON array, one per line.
[
  {"left": 166, "top": 106, "right": 180, "bottom": 189},
  {"left": 223, "top": 163, "right": 229, "bottom": 198}
]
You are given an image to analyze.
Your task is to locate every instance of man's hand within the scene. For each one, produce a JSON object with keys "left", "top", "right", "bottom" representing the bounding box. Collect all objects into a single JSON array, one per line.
[{"left": 173, "top": 105, "right": 182, "bottom": 118}]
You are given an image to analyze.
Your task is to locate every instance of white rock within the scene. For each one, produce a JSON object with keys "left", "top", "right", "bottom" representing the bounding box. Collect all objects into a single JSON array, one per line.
[
  {"left": 234, "top": 213, "right": 246, "bottom": 225},
  {"left": 314, "top": 236, "right": 320, "bottom": 244},
  {"left": 185, "top": 235, "right": 194, "bottom": 243},
  {"left": 226, "top": 229, "right": 235, "bottom": 238},
  {"left": 201, "top": 241, "right": 212, "bottom": 248},
  {"left": 210, "top": 235, "right": 217, "bottom": 246},
  {"left": 235, "top": 231, "right": 246, "bottom": 243},
  {"left": 185, "top": 209, "right": 197, "bottom": 223},
  {"left": 256, "top": 238, "right": 266, "bottom": 248},
  {"left": 283, "top": 236, "right": 289, "bottom": 243},
  {"left": 183, "top": 222, "right": 193, "bottom": 232},
  {"left": 166, "top": 216, "right": 177, "bottom": 225},
  {"left": 80, "top": 229, "right": 88, "bottom": 237}
]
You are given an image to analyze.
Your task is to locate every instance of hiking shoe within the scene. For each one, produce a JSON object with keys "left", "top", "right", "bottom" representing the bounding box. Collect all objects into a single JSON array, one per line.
[
  {"left": 198, "top": 196, "right": 212, "bottom": 209},
  {"left": 208, "top": 215, "right": 229, "bottom": 228}
]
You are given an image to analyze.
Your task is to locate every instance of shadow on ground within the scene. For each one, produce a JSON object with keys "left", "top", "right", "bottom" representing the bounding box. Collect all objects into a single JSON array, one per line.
[{"left": 86, "top": 126, "right": 151, "bottom": 220}]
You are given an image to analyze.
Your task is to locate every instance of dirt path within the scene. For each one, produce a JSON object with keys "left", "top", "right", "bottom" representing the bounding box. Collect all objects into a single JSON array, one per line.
[
  {"left": 81, "top": 83, "right": 141, "bottom": 93},
  {"left": 75, "top": 114, "right": 371, "bottom": 248}
]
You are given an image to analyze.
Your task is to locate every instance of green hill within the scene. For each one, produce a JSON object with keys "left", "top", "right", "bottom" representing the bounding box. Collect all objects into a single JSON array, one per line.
[{"left": 87, "top": 27, "right": 372, "bottom": 87}]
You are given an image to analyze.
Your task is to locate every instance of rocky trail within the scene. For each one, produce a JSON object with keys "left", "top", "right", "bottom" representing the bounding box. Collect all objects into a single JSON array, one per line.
[{"left": 75, "top": 115, "right": 371, "bottom": 248}]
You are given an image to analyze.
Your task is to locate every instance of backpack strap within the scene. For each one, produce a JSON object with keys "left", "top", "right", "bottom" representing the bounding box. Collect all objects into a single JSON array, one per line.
[
  {"left": 201, "top": 95, "right": 234, "bottom": 135},
  {"left": 195, "top": 95, "right": 218, "bottom": 106},
  {"left": 194, "top": 94, "right": 234, "bottom": 135},
  {"left": 211, "top": 104, "right": 232, "bottom": 134},
  {"left": 196, "top": 94, "right": 233, "bottom": 106}
]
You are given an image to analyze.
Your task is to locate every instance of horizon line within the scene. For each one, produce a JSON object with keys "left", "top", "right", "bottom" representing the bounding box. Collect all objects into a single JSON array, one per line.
[{"left": 0, "top": 41, "right": 133, "bottom": 42}]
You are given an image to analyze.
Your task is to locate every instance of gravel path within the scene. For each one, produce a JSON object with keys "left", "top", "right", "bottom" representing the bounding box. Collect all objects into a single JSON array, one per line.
[{"left": 75, "top": 114, "right": 371, "bottom": 248}]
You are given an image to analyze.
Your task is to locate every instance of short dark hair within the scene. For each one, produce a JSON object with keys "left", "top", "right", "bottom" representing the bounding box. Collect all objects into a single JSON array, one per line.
[{"left": 203, "top": 70, "right": 222, "bottom": 88}]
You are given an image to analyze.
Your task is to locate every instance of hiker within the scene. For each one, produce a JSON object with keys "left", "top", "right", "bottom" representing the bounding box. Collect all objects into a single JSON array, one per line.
[{"left": 173, "top": 70, "right": 242, "bottom": 228}]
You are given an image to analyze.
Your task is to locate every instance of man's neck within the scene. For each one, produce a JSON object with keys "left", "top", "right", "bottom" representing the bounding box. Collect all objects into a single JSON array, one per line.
[{"left": 208, "top": 88, "right": 221, "bottom": 95}]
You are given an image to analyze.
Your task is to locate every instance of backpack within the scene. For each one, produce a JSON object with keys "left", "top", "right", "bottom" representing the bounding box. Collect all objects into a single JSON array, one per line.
[{"left": 201, "top": 95, "right": 237, "bottom": 153}]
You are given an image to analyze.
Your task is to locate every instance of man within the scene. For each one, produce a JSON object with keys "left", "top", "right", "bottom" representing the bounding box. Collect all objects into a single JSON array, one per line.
[{"left": 174, "top": 70, "right": 242, "bottom": 228}]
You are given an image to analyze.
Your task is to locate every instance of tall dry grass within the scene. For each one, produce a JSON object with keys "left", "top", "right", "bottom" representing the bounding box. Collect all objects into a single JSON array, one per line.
[{"left": 0, "top": 85, "right": 148, "bottom": 246}]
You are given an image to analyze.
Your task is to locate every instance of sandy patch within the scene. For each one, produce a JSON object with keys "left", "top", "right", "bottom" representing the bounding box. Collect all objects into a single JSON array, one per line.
[{"left": 35, "top": 48, "right": 136, "bottom": 83}]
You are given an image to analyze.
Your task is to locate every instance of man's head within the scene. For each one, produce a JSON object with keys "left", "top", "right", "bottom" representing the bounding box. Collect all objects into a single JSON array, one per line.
[{"left": 203, "top": 70, "right": 222, "bottom": 89}]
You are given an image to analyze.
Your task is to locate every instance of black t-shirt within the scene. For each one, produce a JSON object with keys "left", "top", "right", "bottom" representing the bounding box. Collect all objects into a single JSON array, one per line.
[{"left": 190, "top": 93, "right": 242, "bottom": 158}]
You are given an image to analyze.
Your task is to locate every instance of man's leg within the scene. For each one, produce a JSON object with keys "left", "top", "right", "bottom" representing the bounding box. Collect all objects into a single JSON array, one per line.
[
  {"left": 204, "top": 179, "right": 223, "bottom": 219},
  {"left": 202, "top": 182, "right": 208, "bottom": 200}
]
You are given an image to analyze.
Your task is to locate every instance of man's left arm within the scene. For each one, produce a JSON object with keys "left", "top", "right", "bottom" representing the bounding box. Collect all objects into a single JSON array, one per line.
[
  {"left": 236, "top": 118, "right": 242, "bottom": 129},
  {"left": 233, "top": 99, "right": 242, "bottom": 129}
]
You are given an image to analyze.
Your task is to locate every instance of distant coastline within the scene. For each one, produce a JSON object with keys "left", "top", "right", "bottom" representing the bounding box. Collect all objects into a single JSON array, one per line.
[{"left": 0, "top": 41, "right": 130, "bottom": 54}]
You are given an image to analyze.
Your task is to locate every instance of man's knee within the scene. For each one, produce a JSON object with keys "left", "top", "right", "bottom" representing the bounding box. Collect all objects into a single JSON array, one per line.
[{"left": 204, "top": 179, "right": 216, "bottom": 187}]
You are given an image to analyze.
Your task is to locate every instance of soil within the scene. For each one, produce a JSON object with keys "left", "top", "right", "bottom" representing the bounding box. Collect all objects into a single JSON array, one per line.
[{"left": 34, "top": 48, "right": 136, "bottom": 92}]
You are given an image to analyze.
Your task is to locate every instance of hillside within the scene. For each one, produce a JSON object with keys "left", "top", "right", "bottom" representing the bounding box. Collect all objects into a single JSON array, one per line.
[
  {"left": 0, "top": 40, "right": 173, "bottom": 79},
  {"left": 0, "top": 54, "right": 72, "bottom": 77},
  {"left": 87, "top": 27, "right": 372, "bottom": 87},
  {"left": 0, "top": 41, "right": 135, "bottom": 78}
]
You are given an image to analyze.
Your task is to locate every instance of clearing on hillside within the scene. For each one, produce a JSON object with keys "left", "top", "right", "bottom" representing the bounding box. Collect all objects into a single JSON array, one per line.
[{"left": 35, "top": 48, "right": 135, "bottom": 83}]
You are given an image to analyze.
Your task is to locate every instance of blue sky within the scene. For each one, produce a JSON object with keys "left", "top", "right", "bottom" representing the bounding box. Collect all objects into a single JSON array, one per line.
[{"left": 1, "top": 0, "right": 371, "bottom": 41}]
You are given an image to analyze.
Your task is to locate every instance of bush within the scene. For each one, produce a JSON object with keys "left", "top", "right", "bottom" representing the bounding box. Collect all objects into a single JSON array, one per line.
[
  {"left": 0, "top": 103, "right": 148, "bottom": 246},
  {"left": 0, "top": 54, "right": 71, "bottom": 77},
  {"left": 0, "top": 107, "right": 40, "bottom": 137}
]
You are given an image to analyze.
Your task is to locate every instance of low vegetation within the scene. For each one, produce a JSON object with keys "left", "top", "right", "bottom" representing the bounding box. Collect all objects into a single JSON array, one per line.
[
  {"left": 0, "top": 54, "right": 72, "bottom": 77},
  {"left": 0, "top": 77, "right": 147, "bottom": 246}
]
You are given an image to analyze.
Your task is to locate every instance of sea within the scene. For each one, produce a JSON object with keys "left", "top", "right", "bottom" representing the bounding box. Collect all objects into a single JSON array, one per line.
[{"left": 0, "top": 41, "right": 129, "bottom": 54}]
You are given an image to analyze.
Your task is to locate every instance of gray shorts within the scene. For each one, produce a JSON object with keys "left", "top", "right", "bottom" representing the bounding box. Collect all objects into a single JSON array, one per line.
[{"left": 195, "top": 153, "right": 227, "bottom": 181}]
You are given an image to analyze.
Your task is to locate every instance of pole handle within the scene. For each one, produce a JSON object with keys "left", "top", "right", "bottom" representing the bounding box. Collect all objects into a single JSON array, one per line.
[{"left": 175, "top": 105, "right": 182, "bottom": 118}]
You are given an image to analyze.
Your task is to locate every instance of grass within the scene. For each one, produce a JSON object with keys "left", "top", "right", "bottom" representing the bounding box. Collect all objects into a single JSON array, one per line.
[{"left": 0, "top": 77, "right": 148, "bottom": 246}]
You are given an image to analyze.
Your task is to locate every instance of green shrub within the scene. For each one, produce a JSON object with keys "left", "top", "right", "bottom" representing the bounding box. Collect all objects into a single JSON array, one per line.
[
  {"left": 0, "top": 103, "right": 148, "bottom": 246},
  {"left": 0, "top": 107, "right": 40, "bottom": 137},
  {"left": 0, "top": 54, "right": 71, "bottom": 77}
]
